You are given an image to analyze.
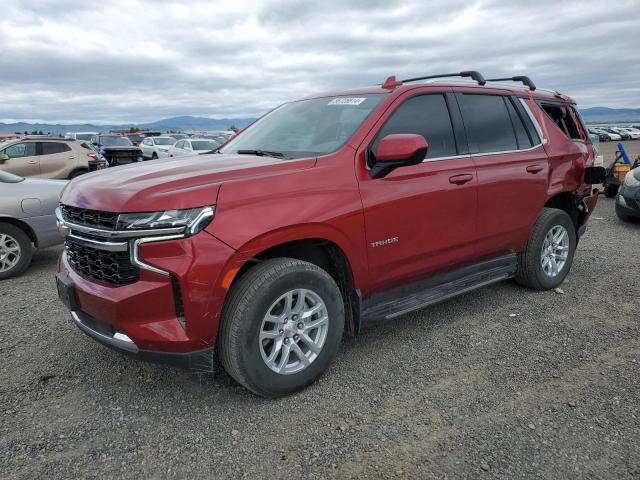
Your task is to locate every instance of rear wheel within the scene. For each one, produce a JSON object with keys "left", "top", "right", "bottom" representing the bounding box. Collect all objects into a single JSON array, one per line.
[
  {"left": 218, "top": 258, "right": 344, "bottom": 397},
  {"left": 604, "top": 184, "right": 619, "bottom": 198},
  {"left": 0, "top": 223, "right": 33, "bottom": 280},
  {"left": 516, "top": 208, "right": 576, "bottom": 290},
  {"left": 68, "top": 168, "right": 87, "bottom": 179}
]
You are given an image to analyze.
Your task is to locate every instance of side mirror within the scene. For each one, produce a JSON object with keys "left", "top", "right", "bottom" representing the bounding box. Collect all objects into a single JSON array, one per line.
[
  {"left": 370, "top": 134, "right": 428, "bottom": 178},
  {"left": 0, "top": 153, "right": 9, "bottom": 163}
]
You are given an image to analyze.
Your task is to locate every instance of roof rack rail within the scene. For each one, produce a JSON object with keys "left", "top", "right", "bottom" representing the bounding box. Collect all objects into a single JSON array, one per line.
[
  {"left": 485, "top": 76, "right": 536, "bottom": 91},
  {"left": 401, "top": 71, "right": 486, "bottom": 86}
]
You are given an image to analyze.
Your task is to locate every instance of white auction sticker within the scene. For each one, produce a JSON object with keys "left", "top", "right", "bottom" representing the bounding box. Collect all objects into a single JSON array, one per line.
[{"left": 327, "top": 97, "right": 366, "bottom": 106}]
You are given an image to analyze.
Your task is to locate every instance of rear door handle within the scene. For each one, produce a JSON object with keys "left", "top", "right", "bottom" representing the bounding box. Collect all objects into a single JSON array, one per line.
[
  {"left": 28, "top": 160, "right": 38, "bottom": 164},
  {"left": 526, "top": 165, "right": 543, "bottom": 174},
  {"left": 449, "top": 174, "right": 473, "bottom": 185}
]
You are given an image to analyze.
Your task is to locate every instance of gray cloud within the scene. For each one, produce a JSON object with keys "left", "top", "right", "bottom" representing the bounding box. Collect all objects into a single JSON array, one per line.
[{"left": 0, "top": 0, "right": 638, "bottom": 123}]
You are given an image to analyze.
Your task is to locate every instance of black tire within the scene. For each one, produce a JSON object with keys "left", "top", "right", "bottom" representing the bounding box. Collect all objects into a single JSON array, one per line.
[
  {"left": 515, "top": 208, "right": 576, "bottom": 291},
  {"left": 604, "top": 184, "right": 619, "bottom": 198},
  {"left": 151, "top": 152, "right": 158, "bottom": 160},
  {"left": 218, "top": 258, "right": 344, "bottom": 397},
  {"left": 0, "top": 222, "right": 33, "bottom": 280},
  {"left": 68, "top": 168, "right": 87, "bottom": 180}
]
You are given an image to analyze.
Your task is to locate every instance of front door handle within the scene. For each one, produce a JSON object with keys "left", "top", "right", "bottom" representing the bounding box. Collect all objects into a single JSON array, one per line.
[
  {"left": 449, "top": 174, "right": 473, "bottom": 185},
  {"left": 526, "top": 165, "right": 543, "bottom": 174},
  {"left": 28, "top": 160, "right": 38, "bottom": 164}
]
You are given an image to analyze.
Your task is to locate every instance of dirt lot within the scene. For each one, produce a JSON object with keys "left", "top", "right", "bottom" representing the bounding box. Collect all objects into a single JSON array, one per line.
[
  {"left": 599, "top": 139, "right": 640, "bottom": 164},
  {"left": 1, "top": 196, "right": 639, "bottom": 479}
]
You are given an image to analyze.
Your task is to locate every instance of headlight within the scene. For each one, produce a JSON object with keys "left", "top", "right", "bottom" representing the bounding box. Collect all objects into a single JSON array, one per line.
[
  {"left": 624, "top": 170, "right": 640, "bottom": 187},
  {"left": 116, "top": 206, "right": 215, "bottom": 235}
]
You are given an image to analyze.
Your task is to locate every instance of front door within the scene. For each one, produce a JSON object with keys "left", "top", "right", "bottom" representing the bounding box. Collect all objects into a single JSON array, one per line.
[
  {"left": 0, "top": 142, "right": 39, "bottom": 176},
  {"left": 356, "top": 91, "right": 478, "bottom": 294}
]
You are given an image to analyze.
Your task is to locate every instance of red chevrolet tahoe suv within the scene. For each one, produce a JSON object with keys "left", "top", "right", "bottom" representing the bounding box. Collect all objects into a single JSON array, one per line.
[{"left": 56, "top": 71, "right": 602, "bottom": 397}]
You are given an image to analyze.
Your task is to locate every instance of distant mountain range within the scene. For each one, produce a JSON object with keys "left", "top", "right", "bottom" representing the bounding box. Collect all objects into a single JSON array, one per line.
[
  {"left": 579, "top": 107, "right": 640, "bottom": 123},
  {"left": 0, "top": 116, "right": 255, "bottom": 135},
  {"left": 1, "top": 107, "right": 639, "bottom": 135}
]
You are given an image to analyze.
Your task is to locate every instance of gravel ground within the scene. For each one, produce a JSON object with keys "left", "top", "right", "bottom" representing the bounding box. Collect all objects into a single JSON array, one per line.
[{"left": 1, "top": 196, "right": 639, "bottom": 479}]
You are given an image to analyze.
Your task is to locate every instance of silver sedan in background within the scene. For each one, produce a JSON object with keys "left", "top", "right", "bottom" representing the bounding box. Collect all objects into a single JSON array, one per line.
[{"left": 0, "top": 170, "right": 66, "bottom": 279}]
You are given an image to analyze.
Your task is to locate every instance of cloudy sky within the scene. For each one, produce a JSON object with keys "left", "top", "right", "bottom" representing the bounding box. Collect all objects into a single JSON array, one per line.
[{"left": 1, "top": 0, "right": 639, "bottom": 124}]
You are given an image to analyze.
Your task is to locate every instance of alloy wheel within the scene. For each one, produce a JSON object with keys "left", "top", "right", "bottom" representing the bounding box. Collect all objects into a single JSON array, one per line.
[
  {"left": 0, "top": 233, "right": 21, "bottom": 273},
  {"left": 540, "top": 225, "right": 569, "bottom": 278},
  {"left": 259, "top": 288, "right": 329, "bottom": 375}
]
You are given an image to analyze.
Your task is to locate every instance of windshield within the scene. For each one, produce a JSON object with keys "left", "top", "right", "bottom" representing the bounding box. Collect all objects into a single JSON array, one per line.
[
  {"left": 191, "top": 140, "right": 219, "bottom": 150},
  {"left": 220, "top": 94, "right": 386, "bottom": 159},
  {"left": 154, "top": 137, "right": 175, "bottom": 145},
  {"left": 76, "top": 133, "right": 94, "bottom": 141},
  {"left": 127, "top": 135, "right": 142, "bottom": 142},
  {"left": 0, "top": 170, "right": 24, "bottom": 183},
  {"left": 101, "top": 136, "right": 133, "bottom": 147}
]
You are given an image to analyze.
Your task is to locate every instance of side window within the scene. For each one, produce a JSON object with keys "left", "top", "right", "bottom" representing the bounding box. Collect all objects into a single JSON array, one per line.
[
  {"left": 175, "top": 141, "right": 183, "bottom": 149},
  {"left": 540, "top": 103, "right": 584, "bottom": 140},
  {"left": 4, "top": 142, "right": 36, "bottom": 158},
  {"left": 184, "top": 141, "right": 191, "bottom": 149},
  {"left": 41, "top": 142, "right": 71, "bottom": 156},
  {"left": 504, "top": 98, "right": 533, "bottom": 149},
  {"left": 373, "top": 94, "right": 457, "bottom": 159},
  {"left": 458, "top": 94, "right": 518, "bottom": 153}
]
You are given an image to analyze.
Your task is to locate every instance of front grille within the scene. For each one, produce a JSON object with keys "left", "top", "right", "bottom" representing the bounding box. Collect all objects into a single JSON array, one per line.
[
  {"left": 61, "top": 205, "right": 118, "bottom": 230},
  {"left": 65, "top": 239, "right": 138, "bottom": 286}
]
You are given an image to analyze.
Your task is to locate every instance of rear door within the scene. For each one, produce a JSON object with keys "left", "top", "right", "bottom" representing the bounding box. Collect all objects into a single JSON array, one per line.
[
  {"left": 0, "top": 142, "right": 39, "bottom": 176},
  {"left": 357, "top": 89, "right": 478, "bottom": 293},
  {"left": 456, "top": 92, "right": 548, "bottom": 258},
  {"left": 38, "top": 141, "right": 74, "bottom": 179}
]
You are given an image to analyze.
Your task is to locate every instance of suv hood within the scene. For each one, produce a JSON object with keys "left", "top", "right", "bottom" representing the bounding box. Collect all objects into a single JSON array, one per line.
[{"left": 60, "top": 153, "right": 316, "bottom": 212}]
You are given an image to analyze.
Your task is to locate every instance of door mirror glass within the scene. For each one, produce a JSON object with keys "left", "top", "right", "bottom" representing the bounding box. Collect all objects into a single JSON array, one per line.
[{"left": 370, "top": 134, "right": 428, "bottom": 178}]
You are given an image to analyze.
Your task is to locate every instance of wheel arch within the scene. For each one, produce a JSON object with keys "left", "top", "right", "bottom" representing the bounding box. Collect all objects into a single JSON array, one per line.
[
  {"left": 228, "top": 231, "right": 364, "bottom": 337},
  {"left": 0, "top": 216, "right": 38, "bottom": 247},
  {"left": 544, "top": 191, "right": 581, "bottom": 230}
]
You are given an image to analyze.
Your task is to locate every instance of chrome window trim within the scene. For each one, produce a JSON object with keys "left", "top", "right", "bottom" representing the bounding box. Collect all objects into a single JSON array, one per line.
[
  {"left": 518, "top": 98, "right": 546, "bottom": 145},
  {"left": 66, "top": 233, "right": 128, "bottom": 252},
  {"left": 130, "top": 234, "right": 185, "bottom": 276},
  {"left": 419, "top": 142, "right": 545, "bottom": 163}
]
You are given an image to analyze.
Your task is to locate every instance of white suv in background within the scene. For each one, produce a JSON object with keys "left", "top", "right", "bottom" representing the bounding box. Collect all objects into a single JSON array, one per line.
[
  {"left": 167, "top": 138, "right": 220, "bottom": 157},
  {"left": 139, "top": 136, "right": 176, "bottom": 159}
]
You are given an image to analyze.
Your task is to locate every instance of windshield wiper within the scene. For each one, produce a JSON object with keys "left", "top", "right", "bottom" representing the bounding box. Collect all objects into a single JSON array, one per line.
[{"left": 236, "top": 149, "right": 290, "bottom": 159}]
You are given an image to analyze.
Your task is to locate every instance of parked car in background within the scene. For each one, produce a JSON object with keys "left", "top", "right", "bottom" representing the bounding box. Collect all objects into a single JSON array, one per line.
[
  {"left": 167, "top": 138, "right": 221, "bottom": 157},
  {"left": 0, "top": 170, "right": 65, "bottom": 279},
  {"left": 616, "top": 127, "right": 640, "bottom": 140},
  {"left": 606, "top": 127, "right": 631, "bottom": 140},
  {"left": 65, "top": 132, "right": 98, "bottom": 141},
  {"left": 126, "top": 134, "right": 143, "bottom": 146},
  {"left": 90, "top": 135, "right": 143, "bottom": 167},
  {"left": 592, "top": 128, "right": 621, "bottom": 141},
  {"left": 56, "top": 71, "right": 602, "bottom": 397},
  {"left": 0, "top": 137, "right": 93, "bottom": 179},
  {"left": 588, "top": 128, "right": 610, "bottom": 142},
  {"left": 139, "top": 136, "right": 176, "bottom": 159},
  {"left": 616, "top": 166, "right": 640, "bottom": 222},
  {"left": 168, "top": 134, "right": 189, "bottom": 140}
]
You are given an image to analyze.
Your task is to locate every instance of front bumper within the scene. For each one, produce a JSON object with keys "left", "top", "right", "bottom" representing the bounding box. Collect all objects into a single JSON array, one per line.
[
  {"left": 616, "top": 184, "right": 640, "bottom": 218},
  {"left": 57, "top": 224, "right": 242, "bottom": 367},
  {"left": 69, "top": 310, "right": 215, "bottom": 371}
]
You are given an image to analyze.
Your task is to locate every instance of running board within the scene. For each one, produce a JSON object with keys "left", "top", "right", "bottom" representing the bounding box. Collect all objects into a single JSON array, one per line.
[{"left": 361, "top": 254, "right": 517, "bottom": 323}]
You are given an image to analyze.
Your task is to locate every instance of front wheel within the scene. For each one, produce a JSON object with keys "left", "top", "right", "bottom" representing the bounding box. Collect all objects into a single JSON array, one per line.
[
  {"left": 0, "top": 223, "right": 33, "bottom": 280},
  {"left": 218, "top": 258, "right": 344, "bottom": 397},
  {"left": 516, "top": 208, "right": 576, "bottom": 290}
]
